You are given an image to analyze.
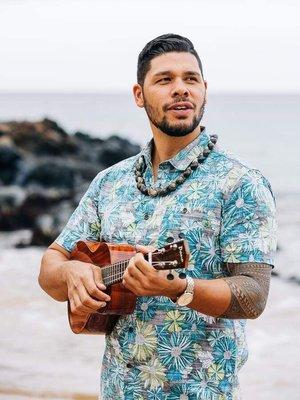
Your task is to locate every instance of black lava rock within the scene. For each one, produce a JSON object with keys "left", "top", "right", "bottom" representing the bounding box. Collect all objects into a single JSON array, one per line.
[{"left": 0, "top": 118, "right": 140, "bottom": 246}]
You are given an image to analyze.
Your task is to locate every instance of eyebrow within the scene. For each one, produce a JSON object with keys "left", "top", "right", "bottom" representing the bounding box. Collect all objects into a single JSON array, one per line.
[{"left": 152, "top": 70, "right": 201, "bottom": 78}]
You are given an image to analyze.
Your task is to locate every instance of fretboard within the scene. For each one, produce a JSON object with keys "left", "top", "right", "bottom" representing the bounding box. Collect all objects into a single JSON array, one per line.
[{"left": 101, "top": 259, "right": 131, "bottom": 287}]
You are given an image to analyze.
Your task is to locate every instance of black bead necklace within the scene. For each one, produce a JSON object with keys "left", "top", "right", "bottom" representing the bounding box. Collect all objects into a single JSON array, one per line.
[{"left": 134, "top": 134, "right": 218, "bottom": 197}]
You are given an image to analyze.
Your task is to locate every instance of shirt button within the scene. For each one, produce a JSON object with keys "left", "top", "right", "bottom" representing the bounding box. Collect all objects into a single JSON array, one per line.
[
  {"left": 144, "top": 213, "right": 149, "bottom": 220},
  {"left": 178, "top": 232, "right": 185, "bottom": 239},
  {"left": 166, "top": 236, "right": 174, "bottom": 243},
  {"left": 182, "top": 207, "right": 188, "bottom": 214}
]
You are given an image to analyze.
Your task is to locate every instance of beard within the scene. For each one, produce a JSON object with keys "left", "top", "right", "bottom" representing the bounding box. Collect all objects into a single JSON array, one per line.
[{"left": 143, "top": 96, "right": 206, "bottom": 137}]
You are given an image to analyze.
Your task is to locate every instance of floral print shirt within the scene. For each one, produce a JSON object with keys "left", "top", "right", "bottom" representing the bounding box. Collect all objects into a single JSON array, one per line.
[{"left": 55, "top": 128, "right": 277, "bottom": 400}]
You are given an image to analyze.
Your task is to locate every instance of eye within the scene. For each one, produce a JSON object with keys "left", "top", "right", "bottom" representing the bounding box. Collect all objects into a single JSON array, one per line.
[
  {"left": 186, "top": 77, "right": 197, "bottom": 81},
  {"left": 157, "top": 77, "right": 170, "bottom": 83}
]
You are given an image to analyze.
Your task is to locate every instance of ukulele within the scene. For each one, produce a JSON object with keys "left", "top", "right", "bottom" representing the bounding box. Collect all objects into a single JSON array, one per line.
[{"left": 68, "top": 240, "right": 190, "bottom": 335}]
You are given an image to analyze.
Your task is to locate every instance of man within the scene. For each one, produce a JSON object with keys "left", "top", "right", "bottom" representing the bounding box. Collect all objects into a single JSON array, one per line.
[{"left": 38, "top": 33, "right": 277, "bottom": 399}]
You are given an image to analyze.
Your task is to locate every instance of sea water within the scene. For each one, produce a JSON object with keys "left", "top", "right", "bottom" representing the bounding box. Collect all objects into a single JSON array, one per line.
[{"left": 0, "top": 92, "right": 299, "bottom": 399}]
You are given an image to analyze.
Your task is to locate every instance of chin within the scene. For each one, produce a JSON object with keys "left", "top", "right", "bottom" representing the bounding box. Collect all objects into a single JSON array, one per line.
[
  {"left": 170, "top": 121, "right": 193, "bottom": 129},
  {"left": 168, "top": 116, "right": 191, "bottom": 123}
]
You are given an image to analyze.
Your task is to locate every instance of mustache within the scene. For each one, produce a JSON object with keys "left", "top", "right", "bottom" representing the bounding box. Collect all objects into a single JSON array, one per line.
[{"left": 164, "top": 99, "right": 196, "bottom": 111}]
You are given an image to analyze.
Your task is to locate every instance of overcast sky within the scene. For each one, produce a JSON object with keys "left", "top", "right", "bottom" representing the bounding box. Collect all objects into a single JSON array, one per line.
[{"left": 0, "top": 0, "right": 299, "bottom": 93}]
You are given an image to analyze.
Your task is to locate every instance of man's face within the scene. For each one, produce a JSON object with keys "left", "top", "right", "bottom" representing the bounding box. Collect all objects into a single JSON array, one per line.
[{"left": 134, "top": 52, "right": 207, "bottom": 137}]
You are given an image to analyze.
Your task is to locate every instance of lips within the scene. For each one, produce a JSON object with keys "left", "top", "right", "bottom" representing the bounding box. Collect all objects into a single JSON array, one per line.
[{"left": 167, "top": 102, "right": 194, "bottom": 111}]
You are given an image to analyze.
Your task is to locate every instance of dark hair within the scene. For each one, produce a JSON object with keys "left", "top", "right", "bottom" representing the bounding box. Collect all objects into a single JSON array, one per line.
[{"left": 137, "top": 33, "right": 204, "bottom": 86}]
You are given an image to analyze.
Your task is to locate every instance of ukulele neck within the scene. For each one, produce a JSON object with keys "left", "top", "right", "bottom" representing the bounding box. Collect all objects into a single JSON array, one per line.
[
  {"left": 101, "top": 259, "right": 130, "bottom": 287},
  {"left": 99, "top": 240, "right": 188, "bottom": 287}
]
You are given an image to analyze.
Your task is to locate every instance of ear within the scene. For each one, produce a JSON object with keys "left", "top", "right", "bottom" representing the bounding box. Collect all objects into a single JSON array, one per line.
[
  {"left": 133, "top": 83, "right": 144, "bottom": 108},
  {"left": 204, "top": 80, "right": 208, "bottom": 104}
]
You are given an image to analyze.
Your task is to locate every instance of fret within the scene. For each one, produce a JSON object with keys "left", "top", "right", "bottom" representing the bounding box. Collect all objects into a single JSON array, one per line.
[
  {"left": 68, "top": 239, "right": 189, "bottom": 335},
  {"left": 100, "top": 259, "right": 130, "bottom": 287},
  {"left": 101, "top": 267, "right": 109, "bottom": 279},
  {"left": 93, "top": 240, "right": 188, "bottom": 288}
]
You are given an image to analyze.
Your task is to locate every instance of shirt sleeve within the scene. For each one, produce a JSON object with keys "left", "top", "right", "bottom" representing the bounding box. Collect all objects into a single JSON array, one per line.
[
  {"left": 54, "top": 172, "right": 103, "bottom": 252},
  {"left": 220, "top": 169, "right": 277, "bottom": 268}
]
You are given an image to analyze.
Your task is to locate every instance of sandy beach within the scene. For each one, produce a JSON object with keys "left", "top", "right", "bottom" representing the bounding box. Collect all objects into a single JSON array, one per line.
[
  {"left": 0, "top": 237, "right": 299, "bottom": 400},
  {"left": 0, "top": 0, "right": 299, "bottom": 395}
]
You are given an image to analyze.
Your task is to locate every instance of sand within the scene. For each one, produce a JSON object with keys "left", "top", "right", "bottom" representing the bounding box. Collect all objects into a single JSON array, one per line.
[{"left": 0, "top": 244, "right": 299, "bottom": 400}]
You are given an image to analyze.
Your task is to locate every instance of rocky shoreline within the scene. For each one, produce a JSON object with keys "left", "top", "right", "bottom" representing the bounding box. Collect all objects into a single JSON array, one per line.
[
  {"left": 0, "top": 118, "right": 140, "bottom": 246},
  {"left": 0, "top": 117, "right": 295, "bottom": 284}
]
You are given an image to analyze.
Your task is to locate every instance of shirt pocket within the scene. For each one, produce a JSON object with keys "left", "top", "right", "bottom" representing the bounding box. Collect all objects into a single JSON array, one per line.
[
  {"left": 162, "top": 205, "right": 223, "bottom": 278},
  {"left": 165, "top": 205, "right": 221, "bottom": 239}
]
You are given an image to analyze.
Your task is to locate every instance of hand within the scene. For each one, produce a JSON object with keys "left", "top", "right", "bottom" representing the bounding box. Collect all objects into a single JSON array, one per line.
[
  {"left": 61, "top": 260, "right": 111, "bottom": 316},
  {"left": 122, "top": 244, "right": 186, "bottom": 298}
]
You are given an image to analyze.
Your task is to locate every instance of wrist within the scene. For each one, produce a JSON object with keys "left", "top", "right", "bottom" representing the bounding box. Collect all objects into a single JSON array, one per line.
[{"left": 168, "top": 278, "right": 187, "bottom": 301}]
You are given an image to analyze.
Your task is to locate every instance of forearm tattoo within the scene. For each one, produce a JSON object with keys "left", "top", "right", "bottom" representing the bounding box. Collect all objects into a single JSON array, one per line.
[{"left": 219, "top": 262, "right": 272, "bottom": 319}]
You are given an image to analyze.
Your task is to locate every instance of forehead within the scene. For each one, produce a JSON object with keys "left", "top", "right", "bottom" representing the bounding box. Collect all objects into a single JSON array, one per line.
[{"left": 148, "top": 52, "right": 201, "bottom": 77}]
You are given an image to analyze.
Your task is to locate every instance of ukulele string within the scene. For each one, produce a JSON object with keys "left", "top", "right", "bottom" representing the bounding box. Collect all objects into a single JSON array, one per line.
[
  {"left": 100, "top": 247, "right": 168, "bottom": 273},
  {"left": 102, "top": 261, "right": 176, "bottom": 286},
  {"left": 101, "top": 258, "right": 172, "bottom": 273}
]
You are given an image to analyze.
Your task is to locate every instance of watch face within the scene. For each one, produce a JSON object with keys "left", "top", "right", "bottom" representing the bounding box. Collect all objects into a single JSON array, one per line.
[{"left": 177, "top": 293, "right": 193, "bottom": 306}]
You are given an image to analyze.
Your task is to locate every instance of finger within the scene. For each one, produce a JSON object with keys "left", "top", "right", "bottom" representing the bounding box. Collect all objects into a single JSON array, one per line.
[
  {"left": 77, "top": 285, "right": 107, "bottom": 312},
  {"left": 84, "top": 279, "right": 111, "bottom": 302},
  {"left": 122, "top": 273, "right": 140, "bottom": 294},
  {"left": 69, "top": 297, "right": 76, "bottom": 314},
  {"left": 134, "top": 252, "right": 156, "bottom": 274},
  {"left": 81, "top": 268, "right": 110, "bottom": 302},
  {"left": 126, "top": 258, "right": 145, "bottom": 281},
  {"left": 91, "top": 265, "right": 107, "bottom": 290},
  {"left": 123, "top": 263, "right": 141, "bottom": 286},
  {"left": 69, "top": 297, "right": 90, "bottom": 316},
  {"left": 135, "top": 244, "right": 156, "bottom": 254},
  {"left": 71, "top": 291, "right": 95, "bottom": 315}
]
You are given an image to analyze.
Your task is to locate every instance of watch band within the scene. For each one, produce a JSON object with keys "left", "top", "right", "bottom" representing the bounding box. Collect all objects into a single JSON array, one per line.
[
  {"left": 185, "top": 276, "right": 195, "bottom": 293},
  {"left": 175, "top": 276, "right": 195, "bottom": 305}
]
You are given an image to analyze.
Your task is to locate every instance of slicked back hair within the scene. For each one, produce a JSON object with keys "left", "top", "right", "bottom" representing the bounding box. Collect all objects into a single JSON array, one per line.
[{"left": 137, "top": 33, "right": 204, "bottom": 87}]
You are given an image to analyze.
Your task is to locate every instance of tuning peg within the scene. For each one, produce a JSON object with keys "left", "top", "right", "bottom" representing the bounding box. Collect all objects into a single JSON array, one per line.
[{"left": 167, "top": 270, "right": 175, "bottom": 280}]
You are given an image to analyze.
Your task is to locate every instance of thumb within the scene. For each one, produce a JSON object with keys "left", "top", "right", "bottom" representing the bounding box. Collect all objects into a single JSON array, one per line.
[
  {"left": 91, "top": 264, "right": 106, "bottom": 290},
  {"left": 135, "top": 244, "right": 156, "bottom": 254}
]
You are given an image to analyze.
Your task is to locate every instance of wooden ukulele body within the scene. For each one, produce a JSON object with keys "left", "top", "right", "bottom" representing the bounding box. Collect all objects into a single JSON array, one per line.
[
  {"left": 69, "top": 241, "right": 137, "bottom": 335},
  {"left": 68, "top": 239, "right": 190, "bottom": 335}
]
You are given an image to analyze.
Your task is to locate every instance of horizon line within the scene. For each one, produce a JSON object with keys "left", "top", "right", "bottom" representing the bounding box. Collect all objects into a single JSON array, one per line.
[{"left": 0, "top": 90, "right": 300, "bottom": 96}]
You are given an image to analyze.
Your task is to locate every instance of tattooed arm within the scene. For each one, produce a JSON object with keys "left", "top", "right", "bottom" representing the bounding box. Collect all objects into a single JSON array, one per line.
[
  {"left": 218, "top": 262, "right": 272, "bottom": 319},
  {"left": 174, "top": 262, "right": 273, "bottom": 319}
]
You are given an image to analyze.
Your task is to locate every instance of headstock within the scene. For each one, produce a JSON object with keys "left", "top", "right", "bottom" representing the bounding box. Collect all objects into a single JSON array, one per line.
[{"left": 144, "top": 239, "right": 190, "bottom": 270}]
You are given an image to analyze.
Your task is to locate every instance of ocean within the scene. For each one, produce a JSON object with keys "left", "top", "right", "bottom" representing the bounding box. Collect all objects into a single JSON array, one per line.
[
  {"left": 0, "top": 92, "right": 299, "bottom": 194},
  {"left": 0, "top": 92, "right": 299, "bottom": 399},
  {"left": 1, "top": 92, "right": 299, "bottom": 277}
]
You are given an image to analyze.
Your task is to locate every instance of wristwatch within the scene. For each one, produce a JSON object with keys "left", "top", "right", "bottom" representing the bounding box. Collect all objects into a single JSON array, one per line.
[{"left": 175, "top": 276, "right": 195, "bottom": 306}]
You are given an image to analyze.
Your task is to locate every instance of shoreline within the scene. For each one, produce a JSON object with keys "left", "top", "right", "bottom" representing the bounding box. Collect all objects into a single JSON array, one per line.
[
  {"left": 0, "top": 244, "right": 299, "bottom": 400},
  {"left": 0, "top": 387, "right": 97, "bottom": 400}
]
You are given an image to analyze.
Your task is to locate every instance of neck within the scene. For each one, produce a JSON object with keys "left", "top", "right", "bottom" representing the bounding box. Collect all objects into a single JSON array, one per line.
[{"left": 150, "top": 125, "right": 204, "bottom": 168}]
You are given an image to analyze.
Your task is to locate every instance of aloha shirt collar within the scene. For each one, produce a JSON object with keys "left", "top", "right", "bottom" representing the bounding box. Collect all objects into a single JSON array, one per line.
[{"left": 140, "top": 126, "right": 210, "bottom": 171}]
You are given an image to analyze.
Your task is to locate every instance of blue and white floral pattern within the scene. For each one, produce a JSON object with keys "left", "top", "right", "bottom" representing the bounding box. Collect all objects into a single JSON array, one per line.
[{"left": 55, "top": 128, "right": 277, "bottom": 399}]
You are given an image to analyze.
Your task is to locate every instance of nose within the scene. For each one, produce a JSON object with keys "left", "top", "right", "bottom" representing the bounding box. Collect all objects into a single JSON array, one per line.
[{"left": 171, "top": 78, "right": 189, "bottom": 98}]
